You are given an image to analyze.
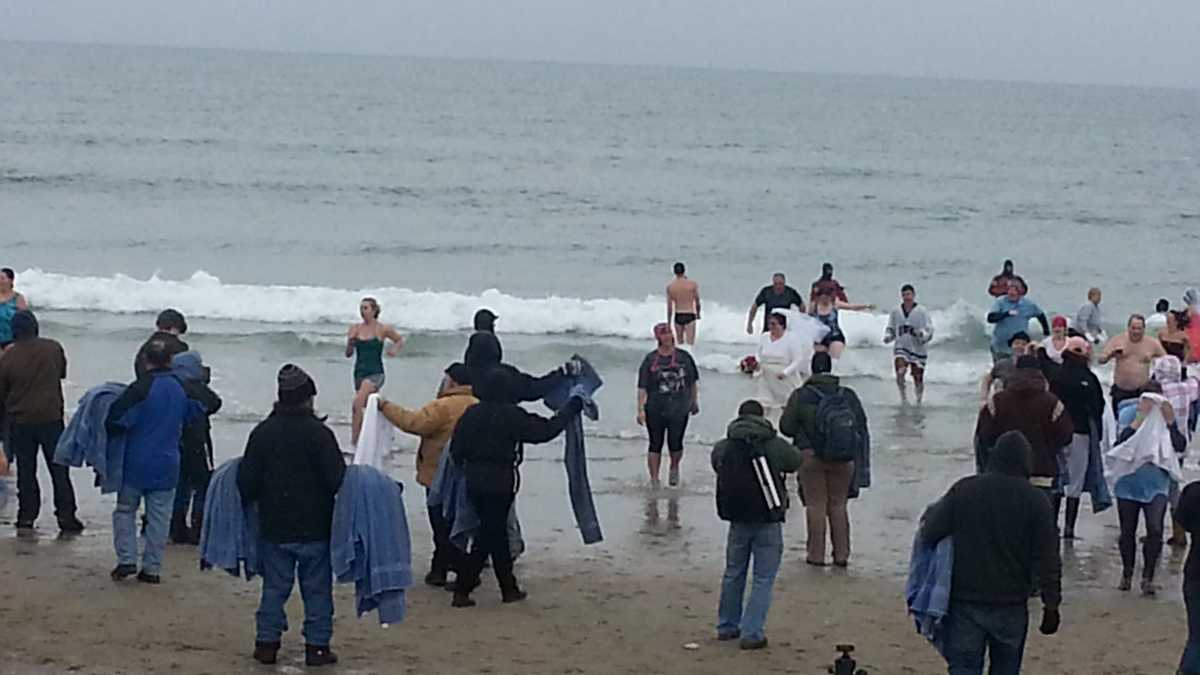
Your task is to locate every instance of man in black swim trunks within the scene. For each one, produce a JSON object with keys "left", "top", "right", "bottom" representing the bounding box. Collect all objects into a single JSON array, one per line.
[
  {"left": 746, "top": 273, "right": 805, "bottom": 335},
  {"left": 667, "top": 262, "right": 701, "bottom": 346}
]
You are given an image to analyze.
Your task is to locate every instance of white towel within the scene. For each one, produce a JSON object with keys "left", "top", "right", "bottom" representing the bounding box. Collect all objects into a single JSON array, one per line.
[
  {"left": 1105, "top": 393, "right": 1183, "bottom": 484},
  {"left": 354, "top": 393, "right": 392, "bottom": 470}
]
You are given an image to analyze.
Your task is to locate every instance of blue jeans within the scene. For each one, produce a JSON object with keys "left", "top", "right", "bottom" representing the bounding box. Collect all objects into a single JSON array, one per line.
[
  {"left": 716, "top": 522, "right": 783, "bottom": 641},
  {"left": 257, "top": 540, "right": 334, "bottom": 647},
  {"left": 1182, "top": 581, "right": 1200, "bottom": 674},
  {"left": 943, "top": 601, "right": 1028, "bottom": 675},
  {"left": 113, "top": 486, "right": 175, "bottom": 574}
]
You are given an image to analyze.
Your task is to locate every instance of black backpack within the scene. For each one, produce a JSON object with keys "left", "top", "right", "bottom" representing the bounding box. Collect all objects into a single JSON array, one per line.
[
  {"left": 716, "top": 440, "right": 785, "bottom": 524},
  {"left": 811, "top": 387, "right": 862, "bottom": 463}
]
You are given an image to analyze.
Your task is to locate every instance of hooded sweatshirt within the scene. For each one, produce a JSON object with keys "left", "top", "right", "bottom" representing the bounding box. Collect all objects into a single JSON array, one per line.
[
  {"left": 976, "top": 367, "right": 1073, "bottom": 481},
  {"left": 920, "top": 431, "right": 1062, "bottom": 608},
  {"left": 711, "top": 414, "right": 803, "bottom": 522},
  {"left": 449, "top": 367, "right": 581, "bottom": 496},
  {"left": 464, "top": 311, "right": 503, "bottom": 372}
]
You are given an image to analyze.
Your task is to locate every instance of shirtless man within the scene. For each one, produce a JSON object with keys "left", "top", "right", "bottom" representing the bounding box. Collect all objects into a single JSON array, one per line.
[
  {"left": 1099, "top": 314, "right": 1167, "bottom": 418},
  {"left": 667, "top": 262, "right": 701, "bottom": 346}
]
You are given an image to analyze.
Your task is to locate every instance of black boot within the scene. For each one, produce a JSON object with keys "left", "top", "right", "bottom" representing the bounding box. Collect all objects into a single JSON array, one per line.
[
  {"left": 305, "top": 644, "right": 338, "bottom": 667},
  {"left": 169, "top": 511, "right": 189, "bottom": 544},
  {"left": 500, "top": 576, "right": 527, "bottom": 604},
  {"left": 252, "top": 641, "right": 280, "bottom": 665},
  {"left": 185, "top": 514, "right": 202, "bottom": 546},
  {"left": 1063, "top": 497, "right": 1081, "bottom": 540}
]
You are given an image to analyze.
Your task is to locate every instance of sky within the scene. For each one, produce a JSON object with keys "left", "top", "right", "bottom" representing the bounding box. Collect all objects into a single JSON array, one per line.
[{"left": 3, "top": 0, "right": 1199, "bottom": 89}]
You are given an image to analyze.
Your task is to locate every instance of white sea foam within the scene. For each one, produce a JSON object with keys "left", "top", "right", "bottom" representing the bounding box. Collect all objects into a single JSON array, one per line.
[{"left": 21, "top": 269, "right": 988, "bottom": 348}]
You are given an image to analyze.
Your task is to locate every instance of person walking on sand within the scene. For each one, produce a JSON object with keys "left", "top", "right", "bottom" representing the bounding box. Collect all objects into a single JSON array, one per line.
[
  {"left": 746, "top": 273, "right": 805, "bottom": 335},
  {"left": 133, "top": 308, "right": 189, "bottom": 378},
  {"left": 884, "top": 284, "right": 933, "bottom": 403},
  {"left": 238, "top": 364, "right": 345, "bottom": 667},
  {"left": 811, "top": 286, "right": 874, "bottom": 361},
  {"left": 780, "top": 352, "right": 869, "bottom": 567},
  {"left": 0, "top": 310, "right": 84, "bottom": 534},
  {"left": 987, "top": 281, "right": 1049, "bottom": 363},
  {"left": 920, "top": 431, "right": 1062, "bottom": 675},
  {"left": 447, "top": 367, "right": 582, "bottom": 608},
  {"left": 378, "top": 363, "right": 478, "bottom": 588},
  {"left": 637, "top": 323, "right": 700, "bottom": 489},
  {"left": 667, "top": 262, "right": 701, "bottom": 346},
  {"left": 712, "top": 400, "right": 803, "bottom": 651},
  {"left": 1075, "top": 287, "right": 1106, "bottom": 346},
  {"left": 346, "top": 297, "right": 404, "bottom": 446},
  {"left": 0, "top": 267, "right": 30, "bottom": 351},
  {"left": 107, "top": 339, "right": 213, "bottom": 584},
  {"left": 1048, "top": 337, "right": 1107, "bottom": 539},
  {"left": 1100, "top": 314, "right": 1167, "bottom": 419}
]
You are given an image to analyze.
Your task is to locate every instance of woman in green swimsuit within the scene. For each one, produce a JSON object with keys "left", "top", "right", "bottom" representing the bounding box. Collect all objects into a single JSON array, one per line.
[{"left": 346, "top": 297, "right": 405, "bottom": 445}]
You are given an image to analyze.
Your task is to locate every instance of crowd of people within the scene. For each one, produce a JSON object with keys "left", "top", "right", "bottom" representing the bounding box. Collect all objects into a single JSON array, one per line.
[{"left": 3, "top": 260, "right": 1200, "bottom": 674}]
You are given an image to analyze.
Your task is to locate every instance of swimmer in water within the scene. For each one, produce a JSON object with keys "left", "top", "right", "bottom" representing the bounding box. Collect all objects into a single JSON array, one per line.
[
  {"left": 666, "top": 262, "right": 701, "bottom": 346},
  {"left": 811, "top": 287, "right": 874, "bottom": 360}
]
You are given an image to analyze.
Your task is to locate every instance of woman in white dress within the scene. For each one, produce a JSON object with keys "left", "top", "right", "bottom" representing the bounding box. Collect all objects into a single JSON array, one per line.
[{"left": 756, "top": 311, "right": 814, "bottom": 409}]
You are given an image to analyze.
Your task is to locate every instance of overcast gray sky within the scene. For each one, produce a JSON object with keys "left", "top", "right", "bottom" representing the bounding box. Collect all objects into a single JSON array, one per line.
[{"left": 3, "top": 0, "right": 1199, "bottom": 89}]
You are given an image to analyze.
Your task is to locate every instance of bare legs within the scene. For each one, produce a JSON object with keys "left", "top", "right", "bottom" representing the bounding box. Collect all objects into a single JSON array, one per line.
[
  {"left": 894, "top": 358, "right": 925, "bottom": 404},
  {"left": 350, "top": 380, "right": 378, "bottom": 446}
]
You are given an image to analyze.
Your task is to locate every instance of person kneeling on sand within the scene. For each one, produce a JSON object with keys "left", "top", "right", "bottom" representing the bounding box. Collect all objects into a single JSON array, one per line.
[
  {"left": 920, "top": 431, "right": 1062, "bottom": 674},
  {"left": 238, "top": 365, "right": 346, "bottom": 667},
  {"left": 712, "top": 400, "right": 802, "bottom": 650}
]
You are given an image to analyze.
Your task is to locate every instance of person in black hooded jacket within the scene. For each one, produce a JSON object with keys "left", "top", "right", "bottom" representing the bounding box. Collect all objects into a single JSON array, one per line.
[
  {"left": 448, "top": 366, "right": 582, "bottom": 608},
  {"left": 921, "top": 431, "right": 1062, "bottom": 674},
  {"left": 1048, "top": 337, "right": 1105, "bottom": 539}
]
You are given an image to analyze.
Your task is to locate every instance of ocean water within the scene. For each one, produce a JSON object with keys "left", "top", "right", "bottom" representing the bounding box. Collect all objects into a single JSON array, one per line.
[{"left": 3, "top": 41, "right": 1200, "bottom": 578}]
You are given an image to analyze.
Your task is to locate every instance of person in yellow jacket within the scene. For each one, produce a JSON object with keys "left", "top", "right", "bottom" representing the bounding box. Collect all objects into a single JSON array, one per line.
[{"left": 379, "top": 363, "right": 478, "bottom": 587}]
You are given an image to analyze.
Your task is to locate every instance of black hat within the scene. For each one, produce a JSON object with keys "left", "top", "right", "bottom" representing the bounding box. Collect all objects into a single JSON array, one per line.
[
  {"left": 444, "top": 362, "right": 473, "bottom": 386},
  {"left": 10, "top": 310, "right": 38, "bottom": 341},
  {"left": 156, "top": 308, "right": 188, "bottom": 335},
  {"left": 473, "top": 308, "right": 498, "bottom": 332},
  {"left": 1008, "top": 331, "right": 1031, "bottom": 346},
  {"left": 277, "top": 364, "right": 317, "bottom": 404}
]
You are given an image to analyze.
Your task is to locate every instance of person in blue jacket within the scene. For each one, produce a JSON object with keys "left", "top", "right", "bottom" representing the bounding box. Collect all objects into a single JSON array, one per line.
[
  {"left": 987, "top": 281, "right": 1049, "bottom": 363},
  {"left": 106, "top": 338, "right": 211, "bottom": 585}
]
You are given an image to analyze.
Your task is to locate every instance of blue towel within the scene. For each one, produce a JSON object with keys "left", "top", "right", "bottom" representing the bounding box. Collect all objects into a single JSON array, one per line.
[
  {"left": 331, "top": 465, "right": 412, "bottom": 625},
  {"left": 1084, "top": 416, "right": 1113, "bottom": 513},
  {"left": 906, "top": 531, "right": 953, "bottom": 656},
  {"left": 199, "top": 458, "right": 260, "bottom": 580},
  {"left": 543, "top": 355, "right": 604, "bottom": 545},
  {"left": 428, "top": 445, "right": 479, "bottom": 551},
  {"left": 53, "top": 382, "right": 128, "bottom": 494}
]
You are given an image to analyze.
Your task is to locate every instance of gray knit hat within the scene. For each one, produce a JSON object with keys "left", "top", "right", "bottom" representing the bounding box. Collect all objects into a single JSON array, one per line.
[{"left": 277, "top": 364, "right": 317, "bottom": 404}]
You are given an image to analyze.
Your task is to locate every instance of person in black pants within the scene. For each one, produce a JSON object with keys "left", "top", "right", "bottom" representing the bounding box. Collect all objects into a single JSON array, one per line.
[
  {"left": 637, "top": 323, "right": 700, "bottom": 489},
  {"left": 448, "top": 367, "right": 581, "bottom": 607},
  {"left": 1176, "top": 481, "right": 1200, "bottom": 674},
  {"left": 0, "top": 310, "right": 82, "bottom": 533}
]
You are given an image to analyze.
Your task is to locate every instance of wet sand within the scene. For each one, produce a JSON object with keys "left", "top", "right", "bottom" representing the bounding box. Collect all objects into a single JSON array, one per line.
[{"left": 1, "top": 468, "right": 1192, "bottom": 675}]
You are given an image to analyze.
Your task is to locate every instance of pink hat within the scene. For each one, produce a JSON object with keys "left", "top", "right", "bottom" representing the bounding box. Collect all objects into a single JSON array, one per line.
[{"left": 1065, "top": 336, "right": 1091, "bottom": 357}]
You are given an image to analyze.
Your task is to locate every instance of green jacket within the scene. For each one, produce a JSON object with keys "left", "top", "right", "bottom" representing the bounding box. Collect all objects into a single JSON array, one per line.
[
  {"left": 779, "top": 373, "right": 868, "bottom": 452},
  {"left": 711, "top": 414, "right": 803, "bottom": 475}
]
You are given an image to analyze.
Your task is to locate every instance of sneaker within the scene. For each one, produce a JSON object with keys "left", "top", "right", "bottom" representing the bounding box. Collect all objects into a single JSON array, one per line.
[
  {"left": 136, "top": 571, "right": 161, "bottom": 585},
  {"left": 252, "top": 641, "right": 280, "bottom": 665},
  {"left": 58, "top": 516, "right": 85, "bottom": 534},
  {"left": 305, "top": 645, "right": 338, "bottom": 667},
  {"left": 1118, "top": 575, "right": 1133, "bottom": 592},
  {"left": 717, "top": 630, "right": 741, "bottom": 641},
  {"left": 739, "top": 637, "right": 768, "bottom": 651},
  {"left": 668, "top": 468, "right": 680, "bottom": 488},
  {"left": 501, "top": 587, "right": 528, "bottom": 604},
  {"left": 111, "top": 564, "right": 138, "bottom": 582}
]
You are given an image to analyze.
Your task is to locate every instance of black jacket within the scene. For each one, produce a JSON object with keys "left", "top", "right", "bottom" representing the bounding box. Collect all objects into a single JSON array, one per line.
[
  {"left": 449, "top": 368, "right": 580, "bottom": 496},
  {"left": 921, "top": 431, "right": 1062, "bottom": 608},
  {"left": 779, "top": 373, "right": 869, "bottom": 455},
  {"left": 464, "top": 331, "right": 503, "bottom": 371},
  {"left": 238, "top": 405, "right": 347, "bottom": 544},
  {"left": 180, "top": 381, "right": 222, "bottom": 479},
  {"left": 1176, "top": 481, "right": 1200, "bottom": 582},
  {"left": 133, "top": 332, "right": 189, "bottom": 379},
  {"left": 1050, "top": 360, "right": 1105, "bottom": 436}
]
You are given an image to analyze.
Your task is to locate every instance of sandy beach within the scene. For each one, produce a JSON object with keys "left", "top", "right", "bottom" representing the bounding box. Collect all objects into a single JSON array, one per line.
[{"left": 0, "top": 489, "right": 1190, "bottom": 675}]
